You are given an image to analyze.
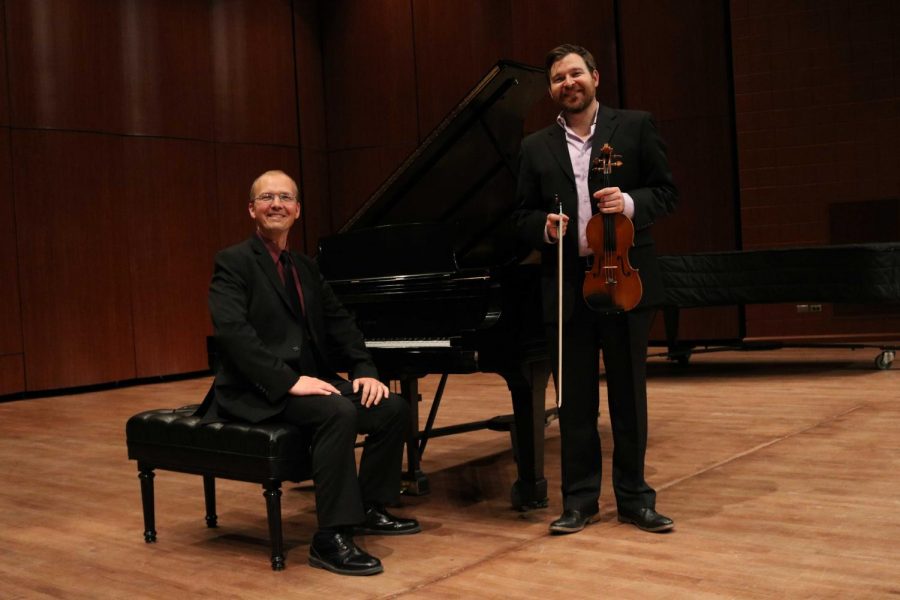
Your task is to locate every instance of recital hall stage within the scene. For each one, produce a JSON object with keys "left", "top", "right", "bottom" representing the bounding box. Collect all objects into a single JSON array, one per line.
[{"left": 1, "top": 347, "right": 897, "bottom": 599}]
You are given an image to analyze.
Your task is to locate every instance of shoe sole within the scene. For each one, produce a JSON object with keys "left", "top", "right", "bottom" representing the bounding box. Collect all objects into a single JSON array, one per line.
[
  {"left": 549, "top": 514, "right": 599, "bottom": 535},
  {"left": 616, "top": 516, "right": 674, "bottom": 532},
  {"left": 353, "top": 524, "right": 423, "bottom": 536},
  {"left": 308, "top": 555, "right": 384, "bottom": 576}
]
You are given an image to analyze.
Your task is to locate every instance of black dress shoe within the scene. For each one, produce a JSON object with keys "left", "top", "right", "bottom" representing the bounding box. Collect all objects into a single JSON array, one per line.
[
  {"left": 354, "top": 504, "right": 421, "bottom": 536},
  {"left": 549, "top": 507, "right": 599, "bottom": 534},
  {"left": 308, "top": 531, "right": 383, "bottom": 576},
  {"left": 617, "top": 507, "right": 674, "bottom": 532}
]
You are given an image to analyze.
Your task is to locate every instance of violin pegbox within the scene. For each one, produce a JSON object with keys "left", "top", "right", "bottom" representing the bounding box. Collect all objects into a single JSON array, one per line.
[{"left": 591, "top": 143, "right": 623, "bottom": 177}]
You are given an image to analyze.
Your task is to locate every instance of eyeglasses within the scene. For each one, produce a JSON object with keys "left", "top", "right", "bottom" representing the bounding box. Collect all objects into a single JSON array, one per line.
[{"left": 254, "top": 193, "right": 297, "bottom": 204}]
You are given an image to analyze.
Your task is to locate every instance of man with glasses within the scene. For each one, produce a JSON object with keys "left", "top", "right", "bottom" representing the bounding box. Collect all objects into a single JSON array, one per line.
[{"left": 198, "top": 170, "right": 419, "bottom": 575}]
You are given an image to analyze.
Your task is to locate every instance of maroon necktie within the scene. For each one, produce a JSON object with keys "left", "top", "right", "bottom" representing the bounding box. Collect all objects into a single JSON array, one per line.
[{"left": 279, "top": 251, "right": 304, "bottom": 316}]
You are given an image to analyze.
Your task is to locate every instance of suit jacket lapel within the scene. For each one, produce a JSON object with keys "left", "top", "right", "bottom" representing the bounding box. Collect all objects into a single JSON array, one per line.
[
  {"left": 597, "top": 105, "right": 618, "bottom": 140},
  {"left": 590, "top": 105, "right": 622, "bottom": 191},
  {"left": 543, "top": 125, "right": 576, "bottom": 186},
  {"left": 590, "top": 106, "right": 619, "bottom": 165},
  {"left": 539, "top": 124, "right": 580, "bottom": 229}
]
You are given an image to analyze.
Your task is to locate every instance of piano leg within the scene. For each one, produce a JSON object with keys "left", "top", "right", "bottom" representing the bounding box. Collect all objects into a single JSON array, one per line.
[
  {"left": 399, "top": 376, "right": 430, "bottom": 495},
  {"left": 503, "top": 359, "right": 551, "bottom": 511},
  {"left": 663, "top": 306, "right": 691, "bottom": 365},
  {"left": 392, "top": 362, "right": 550, "bottom": 506}
]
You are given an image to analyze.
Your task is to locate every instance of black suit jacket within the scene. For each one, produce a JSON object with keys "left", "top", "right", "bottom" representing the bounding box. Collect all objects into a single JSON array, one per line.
[
  {"left": 512, "top": 105, "right": 678, "bottom": 322},
  {"left": 202, "top": 235, "right": 377, "bottom": 423}
]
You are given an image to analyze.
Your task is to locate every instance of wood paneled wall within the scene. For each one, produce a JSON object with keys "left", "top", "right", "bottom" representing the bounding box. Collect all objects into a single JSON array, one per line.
[
  {"left": 0, "top": 0, "right": 24, "bottom": 395},
  {"left": 1, "top": 0, "right": 315, "bottom": 393},
  {"left": 317, "top": 0, "right": 618, "bottom": 231},
  {"left": 2, "top": 0, "right": 894, "bottom": 394},
  {"left": 293, "top": 0, "right": 329, "bottom": 246},
  {"left": 0, "top": 128, "right": 24, "bottom": 396},
  {"left": 13, "top": 131, "right": 137, "bottom": 390},
  {"left": 730, "top": 0, "right": 900, "bottom": 338},
  {"left": 619, "top": 0, "right": 742, "bottom": 343},
  {"left": 318, "top": 1, "right": 419, "bottom": 230}
]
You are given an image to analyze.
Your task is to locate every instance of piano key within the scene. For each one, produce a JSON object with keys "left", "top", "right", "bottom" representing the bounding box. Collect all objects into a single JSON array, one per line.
[{"left": 365, "top": 339, "right": 452, "bottom": 349}]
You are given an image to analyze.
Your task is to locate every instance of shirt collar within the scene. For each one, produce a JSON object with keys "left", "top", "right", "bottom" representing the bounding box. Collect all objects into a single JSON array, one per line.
[
  {"left": 555, "top": 106, "right": 599, "bottom": 137},
  {"left": 256, "top": 231, "right": 288, "bottom": 264}
]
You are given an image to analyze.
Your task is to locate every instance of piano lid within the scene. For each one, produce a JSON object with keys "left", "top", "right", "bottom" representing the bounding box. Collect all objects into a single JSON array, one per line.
[{"left": 326, "top": 60, "right": 546, "bottom": 270}]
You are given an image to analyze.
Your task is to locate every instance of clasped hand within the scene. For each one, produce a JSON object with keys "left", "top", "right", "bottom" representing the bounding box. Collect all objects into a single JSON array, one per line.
[{"left": 289, "top": 375, "right": 389, "bottom": 408}]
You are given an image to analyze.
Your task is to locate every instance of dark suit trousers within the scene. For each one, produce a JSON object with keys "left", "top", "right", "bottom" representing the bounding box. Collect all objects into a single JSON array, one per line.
[
  {"left": 278, "top": 380, "right": 408, "bottom": 529},
  {"left": 547, "top": 278, "right": 657, "bottom": 514}
]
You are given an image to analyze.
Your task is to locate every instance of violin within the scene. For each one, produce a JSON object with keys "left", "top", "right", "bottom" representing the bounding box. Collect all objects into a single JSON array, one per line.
[{"left": 582, "top": 143, "right": 642, "bottom": 313}]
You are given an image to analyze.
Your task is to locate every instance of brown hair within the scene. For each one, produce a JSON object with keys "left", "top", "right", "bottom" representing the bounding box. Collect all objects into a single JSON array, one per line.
[{"left": 544, "top": 44, "right": 598, "bottom": 82}]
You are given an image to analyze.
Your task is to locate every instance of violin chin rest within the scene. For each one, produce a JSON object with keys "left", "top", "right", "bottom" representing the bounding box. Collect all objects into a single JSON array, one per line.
[{"left": 583, "top": 294, "right": 624, "bottom": 314}]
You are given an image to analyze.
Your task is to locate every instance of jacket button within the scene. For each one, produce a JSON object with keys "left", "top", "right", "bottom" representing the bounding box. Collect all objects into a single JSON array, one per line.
[{"left": 291, "top": 345, "right": 300, "bottom": 352}]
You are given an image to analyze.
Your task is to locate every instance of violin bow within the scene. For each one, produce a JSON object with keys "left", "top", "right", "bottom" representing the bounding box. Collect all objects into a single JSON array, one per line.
[{"left": 556, "top": 195, "right": 563, "bottom": 409}]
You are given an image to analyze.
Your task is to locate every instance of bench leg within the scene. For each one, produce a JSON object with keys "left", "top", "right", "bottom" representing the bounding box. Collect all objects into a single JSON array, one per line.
[
  {"left": 263, "top": 481, "right": 285, "bottom": 571},
  {"left": 203, "top": 475, "right": 218, "bottom": 528},
  {"left": 138, "top": 468, "right": 157, "bottom": 543}
]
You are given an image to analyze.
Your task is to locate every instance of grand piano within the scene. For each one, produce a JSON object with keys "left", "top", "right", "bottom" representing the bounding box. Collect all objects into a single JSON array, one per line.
[{"left": 317, "top": 61, "right": 553, "bottom": 509}]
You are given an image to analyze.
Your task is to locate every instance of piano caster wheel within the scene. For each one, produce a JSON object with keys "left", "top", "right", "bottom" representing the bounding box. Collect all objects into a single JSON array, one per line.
[
  {"left": 516, "top": 497, "right": 549, "bottom": 511},
  {"left": 875, "top": 350, "right": 894, "bottom": 370},
  {"left": 401, "top": 474, "right": 430, "bottom": 496}
]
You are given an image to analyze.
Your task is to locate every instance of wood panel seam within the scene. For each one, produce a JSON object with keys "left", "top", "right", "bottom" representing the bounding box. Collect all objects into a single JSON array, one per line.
[{"left": 655, "top": 404, "right": 866, "bottom": 493}]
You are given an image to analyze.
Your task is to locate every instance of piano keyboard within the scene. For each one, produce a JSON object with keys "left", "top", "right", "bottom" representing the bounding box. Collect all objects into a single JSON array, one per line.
[{"left": 365, "top": 338, "right": 452, "bottom": 349}]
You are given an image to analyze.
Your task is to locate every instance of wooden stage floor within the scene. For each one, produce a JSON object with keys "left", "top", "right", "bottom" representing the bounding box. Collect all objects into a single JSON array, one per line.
[{"left": 1, "top": 347, "right": 898, "bottom": 599}]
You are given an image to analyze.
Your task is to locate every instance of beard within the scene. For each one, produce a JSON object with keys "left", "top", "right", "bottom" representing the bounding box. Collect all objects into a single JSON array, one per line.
[{"left": 561, "top": 91, "right": 595, "bottom": 114}]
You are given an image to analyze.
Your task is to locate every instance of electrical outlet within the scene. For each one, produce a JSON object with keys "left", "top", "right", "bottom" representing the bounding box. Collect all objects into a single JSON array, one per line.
[{"left": 796, "top": 304, "right": 822, "bottom": 313}]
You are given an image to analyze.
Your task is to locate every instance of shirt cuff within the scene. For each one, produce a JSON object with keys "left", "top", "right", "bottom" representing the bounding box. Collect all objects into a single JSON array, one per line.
[
  {"left": 543, "top": 223, "right": 558, "bottom": 244},
  {"left": 623, "top": 192, "right": 635, "bottom": 219}
]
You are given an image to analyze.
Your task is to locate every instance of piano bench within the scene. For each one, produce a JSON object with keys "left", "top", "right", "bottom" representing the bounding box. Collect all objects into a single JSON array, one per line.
[{"left": 125, "top": 406, "right": 312, "bottom": 571}]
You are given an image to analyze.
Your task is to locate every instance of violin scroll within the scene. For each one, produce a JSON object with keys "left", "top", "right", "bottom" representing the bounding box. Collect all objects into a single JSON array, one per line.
[{"left": 591, "top": 143, "right": 623, "bottom": 177}]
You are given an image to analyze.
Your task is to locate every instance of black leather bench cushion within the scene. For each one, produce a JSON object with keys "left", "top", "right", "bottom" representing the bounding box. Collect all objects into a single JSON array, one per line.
[{"left": 126, "top": 408, "right": 312, "bottom": 484}]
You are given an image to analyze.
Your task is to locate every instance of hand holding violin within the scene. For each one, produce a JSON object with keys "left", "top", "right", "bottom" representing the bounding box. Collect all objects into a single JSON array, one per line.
[{"left": 593, "top": 187, "right": 626, "bottom": 214}]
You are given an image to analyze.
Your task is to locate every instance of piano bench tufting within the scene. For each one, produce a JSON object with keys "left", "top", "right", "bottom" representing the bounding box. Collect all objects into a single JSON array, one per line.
[{"left": 125, "top": 406, "right": 313, "bottom": 571}]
